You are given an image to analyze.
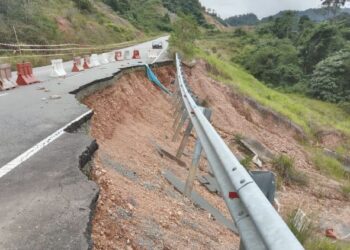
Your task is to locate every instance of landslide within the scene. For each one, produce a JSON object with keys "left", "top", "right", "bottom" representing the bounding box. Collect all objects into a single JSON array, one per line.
[{"left": 83, "top": 62, "right": 349, "bottom": 249}]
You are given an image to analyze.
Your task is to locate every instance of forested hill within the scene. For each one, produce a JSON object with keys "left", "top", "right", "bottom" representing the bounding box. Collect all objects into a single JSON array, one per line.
[
  {"left": 225, "top": 7, "right": 350, "bottom": 26},
  {"left": 261, "top": 7, "right": 350, "bottom": 22},
  {"left": 0, "top": 0, "right": 207, "bottom": 45}
]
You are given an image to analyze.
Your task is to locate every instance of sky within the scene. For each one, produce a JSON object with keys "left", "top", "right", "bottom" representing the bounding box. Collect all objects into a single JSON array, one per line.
[{"left": 199, "top": 0, "right": 330, "bottom": 19}]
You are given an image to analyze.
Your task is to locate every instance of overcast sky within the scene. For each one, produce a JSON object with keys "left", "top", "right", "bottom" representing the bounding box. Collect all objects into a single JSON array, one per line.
[{"left": 199, "top": 0, "right": 327, "bottom": 19}]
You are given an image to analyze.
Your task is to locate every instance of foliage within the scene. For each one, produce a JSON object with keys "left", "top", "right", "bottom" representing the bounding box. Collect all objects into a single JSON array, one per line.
[
  {"left": 309, "top": 49, "right": 350, "bottom": 102},
  {"left": 272, "top": 154, "right": 308, "bottom": 186},
  {"left": 286, "top": 209, "right": 313, "bottom": 245},
  {"left": 195, "top": 47, "right": 350, "bottom": 137},
  {"left": 73, "top": 0, "right": 94, "bottom": 12},
  {"left": 342, "top": 183, "right": 350, "bottom": 198},
  {"left": 298, "top": 22, "right": 346, "bottom": 74},
  {"left": 312, "top": 151, "right": 347, "bottom": 180},
  {"left": 306, "top": 238, "right": 348, "bottom": 250},
  {"left": 242, "top": 38, "right": 303, "bottom": 86},
  {"left": 162, "top": 0, "right": 206, "bottom": 26},
  {"left": 169, "top": 15, "right": 200, "bottom": 58},
  {"left": 225, "top": 13, "right": 259, "bottom": 26}
]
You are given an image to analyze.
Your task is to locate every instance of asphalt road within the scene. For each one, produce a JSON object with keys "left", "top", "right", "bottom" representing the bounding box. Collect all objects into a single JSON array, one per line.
[{"left": 0, "top": 36, "right": 170, "bottom": 249}]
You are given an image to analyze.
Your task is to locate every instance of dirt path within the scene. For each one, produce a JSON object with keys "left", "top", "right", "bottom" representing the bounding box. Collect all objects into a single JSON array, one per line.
[{"left": 83, "top": 63, "right": 349, "bottom": 249}]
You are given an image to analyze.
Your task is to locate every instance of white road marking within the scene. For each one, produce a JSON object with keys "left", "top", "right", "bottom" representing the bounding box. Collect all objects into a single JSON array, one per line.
[
  {"left": 0, "top": 110, "right": 93, "bottom": 179},
  {"left": 0, "top": 93, "right": 9, "bottom": 97},
  {"left": 151, "top": 45, "right": 168, "bottom": 64}
]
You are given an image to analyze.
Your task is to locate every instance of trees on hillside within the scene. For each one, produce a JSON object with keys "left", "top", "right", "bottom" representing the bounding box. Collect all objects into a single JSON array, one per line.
[
  {"left": 170, "top": 15, "right": 200, "bottom": 58},
  {"left": 309, "top": 49, "right": 350, "bottom": 102}
]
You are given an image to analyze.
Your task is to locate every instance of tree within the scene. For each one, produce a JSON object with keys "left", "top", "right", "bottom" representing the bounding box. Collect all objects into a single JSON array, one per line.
[
  {"left": 321, "top": 0, "right": 349, "bottom": 7},
  {"left": 169, "top": 15, "right": 200, "bottom": 58},
  {"left": 308, "top": 49, "right": 350, "bottom": 102}
]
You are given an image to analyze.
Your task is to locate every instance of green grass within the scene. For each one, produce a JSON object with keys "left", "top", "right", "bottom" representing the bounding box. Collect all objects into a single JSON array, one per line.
[
  {"left": 305, "top": 238, "right": 350, "bottom": 250},
  {"left": 341, "top": 183, "right": 350, "bottom": 199},
  {"left": 195, "top": 48, "right": 350, "bottom": 138},
  {"left": 312, "top": 151, "right": 348, "bottom": 181},
  {"left": 272, "top": 154, "right": 308, "bottom": 186}
]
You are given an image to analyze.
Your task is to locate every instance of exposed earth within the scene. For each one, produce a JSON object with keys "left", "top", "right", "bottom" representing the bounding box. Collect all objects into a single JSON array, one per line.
[{"left": 83, "top": 62, "right": 350, "bottom": 249}]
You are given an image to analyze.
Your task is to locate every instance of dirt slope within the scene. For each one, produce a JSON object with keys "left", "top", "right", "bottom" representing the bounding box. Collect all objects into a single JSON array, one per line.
[
  {"left": 84, "top": 66, "right": 239, "bottom": 249},
  {"left": 83, "top": 63, "right": 350, "bottom": 249}
]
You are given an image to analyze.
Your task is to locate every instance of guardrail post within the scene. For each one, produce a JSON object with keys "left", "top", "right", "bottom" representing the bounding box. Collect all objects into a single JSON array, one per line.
[
  {"left": 183, "top": 108, "right": 212, "bottom": 197},
  {"left": 172, "top": 110, "right": 188, "bottom": 142},
  {"left": 175, "top": 121, "right": 193, "bottom": 159}
]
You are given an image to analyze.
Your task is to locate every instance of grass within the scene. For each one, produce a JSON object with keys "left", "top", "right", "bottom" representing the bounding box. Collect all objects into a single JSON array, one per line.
[
  {"left": 341, "top": 183, "right": 350, "bottom": 199},
  {"left": 306, "top": 238, "right": 350, "bottom": 250},
  {"left": 312, "top": 151, "right": 348, "bottom": 181},
  {"left": 272, "top": 154, "right": 308, "bottom": 186},
  {"left": 194, "top": 47, "right": 350, "bottom": 138},
  {"left": 287, "top": 209, "right": 313, "bottom": 245}
]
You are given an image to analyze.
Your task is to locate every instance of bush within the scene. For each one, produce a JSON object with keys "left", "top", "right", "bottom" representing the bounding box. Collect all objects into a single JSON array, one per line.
[
  {"left": 272, "top": 154, "right": 308, "bottom": 186},
  {"left": 309, "top": 50, "right": 350, "bottom": 103},
  {"left": 312, "top": 152, "right": 346, "bottom": 180},
  {"left": 73, "top": 0, "right": 94, "bottom": 12},
  {"left": 170, "top": 15, "right": 200, "bottom": 58}
]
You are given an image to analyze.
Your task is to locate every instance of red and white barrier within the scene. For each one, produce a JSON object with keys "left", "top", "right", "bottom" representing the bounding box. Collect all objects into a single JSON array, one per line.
[
  {"left": 124, "top": 50, "right": 131, "bottom": 60},
  {"left": 72, "top": 57, "right": 84, "bottom": 72},
  {"left": 99, "top": 53, "right": 109, "bottom": 64},
  {"left": 115, "top": 51, "right": 123, "bottom": 61},
  {"left": 0, "top": 64, "right": 16, "bottom": 90},
  {"left": 132, "top": 50, "right": 141, "bottom": 59},
  {"left": 90, "top": 54, "right": 100, "bottom": 67},
  {"left": 16, "top": 62, "right": 40, "bottom": 85},
  {"left": 83, "top": 55, "right": 91, "bottom": 69},
  {"left": 50, "top": 59, "right": 67, "bottom": 77}
]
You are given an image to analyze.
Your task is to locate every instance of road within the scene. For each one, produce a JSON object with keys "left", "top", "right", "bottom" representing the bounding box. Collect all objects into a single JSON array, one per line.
[{"left": 0, "top": 36, "right": 170, "bottom": 249}]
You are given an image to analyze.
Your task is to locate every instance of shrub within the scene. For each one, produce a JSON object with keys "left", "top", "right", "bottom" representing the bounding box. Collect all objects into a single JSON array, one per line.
[
  {"left": 73, "top": 0, "right": 94, "bottom": 12},
  {"left": 272, "top": 154, "right": 308, "bottom": 186},
  {"left": 308, "top": 50, "right": 350, "bottom": 103},
  {"left": 312, "top": 152, "right": 346, "bottom": 180}
]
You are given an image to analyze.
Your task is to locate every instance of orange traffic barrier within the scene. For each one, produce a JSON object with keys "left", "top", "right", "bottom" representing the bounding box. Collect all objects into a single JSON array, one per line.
[
  {"left": 0, "top": 64, "right": 17, "bottom": 90},
  {"left": 72, "top": 57, "right": 84, "bottom": 72},
  {"left": 115, "top": 51, "right": 123, "bottom": 61},
  {"left": 132, "top": 50, "right": 141, "bottom": 59},
  {"left": 83, "top": 55, "right": 91, "bottom": 69},
  {"left": 16, "top": 62, "right": 40, "bottom": 85}
]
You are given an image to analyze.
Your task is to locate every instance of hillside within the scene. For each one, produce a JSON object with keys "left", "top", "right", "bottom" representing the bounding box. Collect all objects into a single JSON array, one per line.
[
  {"left": 225, "top": 7, "right": 350, "bottom": 26},
  {"left": 261, "top": 7, "right": 350, "bottom": 23},
  {"left": 0, "top": 0, "right": 207, "bottom": 45}
]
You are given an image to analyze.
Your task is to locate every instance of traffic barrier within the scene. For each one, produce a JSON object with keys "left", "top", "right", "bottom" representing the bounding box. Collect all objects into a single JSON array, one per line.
[
  {"left": 90, "top": 54, "right": 100, "bottom": 67},
  {"left": 0, "top": 64, "right": 16, "bottom": 90},
  {"left": 16, "top": 62, "right": 40, "bottom": 85},
  {"left": 132, "top": 49, "right": 141, "bottom": 59},
  {"left": 124, "top": 50, "right": 131, "bottom": 60},
  {"left": 72, "top": 57, "right": 84, "bottom": 72},
  {"left": 99, "top": 53, "right": 109, "bottom": 64},
  {"left": 148, "top": 49, "right": 158, "bottom": 59},
  {"left": 108, "top": 52, "right": 116, "bottom": 62},
  {"left": 115, "top": 51, "right": 123, "bottom": 61},
  {"left": 50, "top": 59, "right": 67, "bottom": 78},
  {"left": 83, "top": 55, "right": 91, "bottom": 69}
]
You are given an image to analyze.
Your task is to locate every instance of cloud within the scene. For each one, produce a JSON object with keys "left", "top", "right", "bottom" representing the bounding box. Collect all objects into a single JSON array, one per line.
[{"left": 199, "top": 0, "right": 324, "bottom": 19}]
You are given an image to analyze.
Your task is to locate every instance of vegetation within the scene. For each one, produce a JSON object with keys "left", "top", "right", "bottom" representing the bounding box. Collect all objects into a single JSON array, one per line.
[
  {"left": 272, "top": 154, "right": 308, "bottom": 186},
  {"left": 287, "top": 209, "right": 313, "bottom": 245},
  {"left": 169, "top": 15, "right": 200, "bottom": 58},
  {"left": 312, "top": 151, "right": 348, "bottom": 180},
  {"left": 225, "top": 13, "right": 259, "bottom": 26},
  {"left": 193, "top": 47, "right": 350, "bottom": 137}
]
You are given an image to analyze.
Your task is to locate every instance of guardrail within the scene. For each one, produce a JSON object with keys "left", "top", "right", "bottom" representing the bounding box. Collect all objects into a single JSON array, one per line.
[{"left": 174, "top": 53, "right": 304, "bottom": 250}]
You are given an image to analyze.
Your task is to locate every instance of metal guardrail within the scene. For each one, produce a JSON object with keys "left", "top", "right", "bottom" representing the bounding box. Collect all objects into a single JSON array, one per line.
[{"left": 174, "top": 53, "right": 304, "bottom": 250}]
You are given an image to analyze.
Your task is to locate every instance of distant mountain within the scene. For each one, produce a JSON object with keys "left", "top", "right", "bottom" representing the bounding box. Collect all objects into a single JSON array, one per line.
[
  {"left": 261, "top": 8, "right": 350, "bottom": 23},
  {"left": 225, "top": 13, "right": 259, "bottom": 26}
]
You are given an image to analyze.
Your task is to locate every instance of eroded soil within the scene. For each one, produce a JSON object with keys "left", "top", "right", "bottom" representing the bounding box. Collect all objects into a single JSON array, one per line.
[{"left": 83, "top": 62, "right": 350, "bottom": 249}]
